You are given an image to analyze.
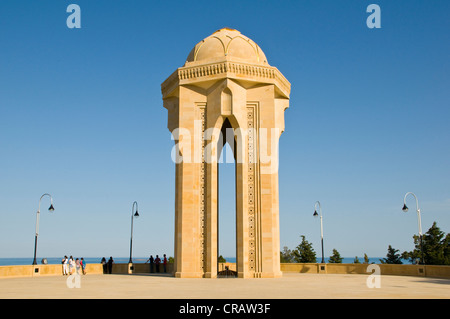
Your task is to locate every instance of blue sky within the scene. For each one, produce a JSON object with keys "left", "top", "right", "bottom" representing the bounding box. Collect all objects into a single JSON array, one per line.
[{"left": 0, "top": 0, "right": 449, "bottom": 260}]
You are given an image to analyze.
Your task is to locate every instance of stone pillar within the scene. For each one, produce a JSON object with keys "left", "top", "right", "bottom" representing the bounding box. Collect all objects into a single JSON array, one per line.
[{"left": 161, "top": 28, "right": 290, "bottom": 278}]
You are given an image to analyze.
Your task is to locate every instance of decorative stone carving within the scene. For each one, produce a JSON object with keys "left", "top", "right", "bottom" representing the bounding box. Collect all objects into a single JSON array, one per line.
[{"left": 162, "top": 28, "right": 290, "bottom": 278}]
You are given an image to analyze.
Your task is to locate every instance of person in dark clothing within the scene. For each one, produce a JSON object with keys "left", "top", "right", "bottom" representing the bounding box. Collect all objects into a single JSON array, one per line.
[
  {"left": 146, "top": 255, "right": 154, "bottom": 273},
  {"left": 101, "top": 257, "right": 107, "bottom": 274},
  {"left": 163, "top": 254, "right": 167, "bottom": 273},
  {"left": 155, "top": 255, "right": 161, "bottom": 273},
  {"left": 107, "top": 256, "right": 114, "bottom": 274}
]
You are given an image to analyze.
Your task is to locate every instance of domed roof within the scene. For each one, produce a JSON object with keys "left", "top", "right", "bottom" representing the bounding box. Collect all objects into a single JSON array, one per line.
[{"left": 186, "top": 28, "right": 268, "bottom": 65}]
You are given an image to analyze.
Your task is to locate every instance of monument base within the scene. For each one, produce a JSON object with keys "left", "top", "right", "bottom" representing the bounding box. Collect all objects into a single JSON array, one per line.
[
  {"left": 238, "top": 271, "right": 283, "bottom": 278},
  {"left": 174, "top": 271, "right": 204, "bottom": 278}
]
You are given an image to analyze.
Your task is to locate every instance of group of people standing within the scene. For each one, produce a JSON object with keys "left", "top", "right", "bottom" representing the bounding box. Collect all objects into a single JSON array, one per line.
[
  {"left": 61, "top": 255, "right": 168, "bottom": 274},
  {"left": 101, "top": 257, "right": 115, "bottom": 274},
  {"left": 146, "top": 254, "right": 167, "bottom": 273},
  {"left": 62, "top": 255, "right": 86, "bottom": 275}
]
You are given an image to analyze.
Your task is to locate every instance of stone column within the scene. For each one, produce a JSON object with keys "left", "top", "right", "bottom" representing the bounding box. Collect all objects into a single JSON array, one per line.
[{"left": 161, "top": 28, "right": 290, "bottom": 279}]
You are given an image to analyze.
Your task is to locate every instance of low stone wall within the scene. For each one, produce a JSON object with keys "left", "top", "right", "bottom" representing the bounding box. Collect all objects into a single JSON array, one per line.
[
  {"left": 1, "top": 263, "right": 449, "bottom": 279},
  {"left": 0, "top": 264, "right": 104, "bottom": 278},
  {"left": 0, "top": 263, "right": 174, "bottom": 278},
  {"left": 119, "top": 262, "right": 174, "bottom": 274},
  {"left": 280, "top": 263, "right": 450, "bottom": 279}
]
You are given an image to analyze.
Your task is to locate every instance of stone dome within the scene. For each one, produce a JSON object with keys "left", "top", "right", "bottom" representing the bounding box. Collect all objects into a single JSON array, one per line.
[{"left": 185, "top": 28, "right": 268, "bottom": 65}]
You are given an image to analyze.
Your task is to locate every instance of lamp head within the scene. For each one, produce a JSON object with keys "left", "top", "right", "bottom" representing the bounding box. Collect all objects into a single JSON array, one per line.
[
  {"left": 48, "top": 204, "right": 55, "bottom": 212},
  {"left": 313, "top": 210, "right": 319, "bottom": 217},
  {"left": 402, "top": 204, "right": 408, "bottom": 212},
  {"left": 134, "top": 211, "right": 139, "bottom": 218}
]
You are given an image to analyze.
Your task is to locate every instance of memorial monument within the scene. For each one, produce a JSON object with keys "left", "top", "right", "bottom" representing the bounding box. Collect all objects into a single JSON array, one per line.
[{"left": 161, "top": 28, "right": 290, "bottom": 278}]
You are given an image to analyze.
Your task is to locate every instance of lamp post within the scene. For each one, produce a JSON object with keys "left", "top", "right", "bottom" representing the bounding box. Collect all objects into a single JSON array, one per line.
[
  {"left": 128, "top": 201, "right": 139, "bottom": 264},
  {"left": 32, "top": 193, "right": 55, "bottom": 265},
  {"left": 402, "top": 192, "right": 424, "bottom": 264},
  {"left": 313, "top": 201, "right": 325, "bottom": 264}
]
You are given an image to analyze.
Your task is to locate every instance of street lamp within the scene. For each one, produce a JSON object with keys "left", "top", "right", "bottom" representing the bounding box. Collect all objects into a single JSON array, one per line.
[
  {"left": 402, "top": 192, "right": 424, "bottom": 264},
  {"left": 128, "top": 201, "right": 139, "bottom": 264},
  {"left": 313, "top": 201, "right": 325, "bottom": 264},
  {"left": 32, "top": 193, "right": 55, "bottom": 265}
]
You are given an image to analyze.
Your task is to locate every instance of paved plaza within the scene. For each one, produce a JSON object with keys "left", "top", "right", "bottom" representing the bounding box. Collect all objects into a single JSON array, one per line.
[{"left": 0, "top": 273, "right": 449, "bottom": 299}]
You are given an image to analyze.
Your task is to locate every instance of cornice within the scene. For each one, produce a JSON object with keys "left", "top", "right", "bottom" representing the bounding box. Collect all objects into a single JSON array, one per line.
[{"left": 161, "top": 59, "right": 290, "bottom": 99}]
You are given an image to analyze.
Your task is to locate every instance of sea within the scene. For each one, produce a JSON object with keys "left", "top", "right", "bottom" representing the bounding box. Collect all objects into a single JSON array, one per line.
[
  {"left": 0, "top": 257, "right": 147, "bottom": 266},
  {"left": 0, "top": 256, "right": 412, "bottom": 266}
]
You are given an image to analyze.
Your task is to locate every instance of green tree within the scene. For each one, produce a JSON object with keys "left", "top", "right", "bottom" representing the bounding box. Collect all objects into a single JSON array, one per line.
[
  {"left": 292, "top": 235, "right": 316, "bottom": 263},
  {"left": 444, "top": 233, "right": 450, "bottom": 265},
  {"left": 380, "top": 245, "right": 403, "bottom": 264},
  {"left": 218, "top": 255, "right": 226, "bottom": 263},
  {"left": 363, "top": 253, "right": 370, "bottom": 264},
  {"left": 422, "top": 222, "right": 449, "bottom": 265},
  {"left": 402, "top": 222, "right": 449, "bottom": 265},
  {"left": 401, "top": 242, "right": 421, "bottom": 264},
  {"left": 353, "top": 256, "right": 360, "bottom": 264},
  {"left": 328, "top": 249, "right": 343, "bottom": 263},
  {"left": 280, "top": 246, "right": 294, "bottom": 263}
]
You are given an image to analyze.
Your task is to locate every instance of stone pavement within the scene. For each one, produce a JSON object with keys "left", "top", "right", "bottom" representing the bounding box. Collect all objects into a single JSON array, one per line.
[{"left": 0, "top": 273, "right": 449, "bottom": 299}]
